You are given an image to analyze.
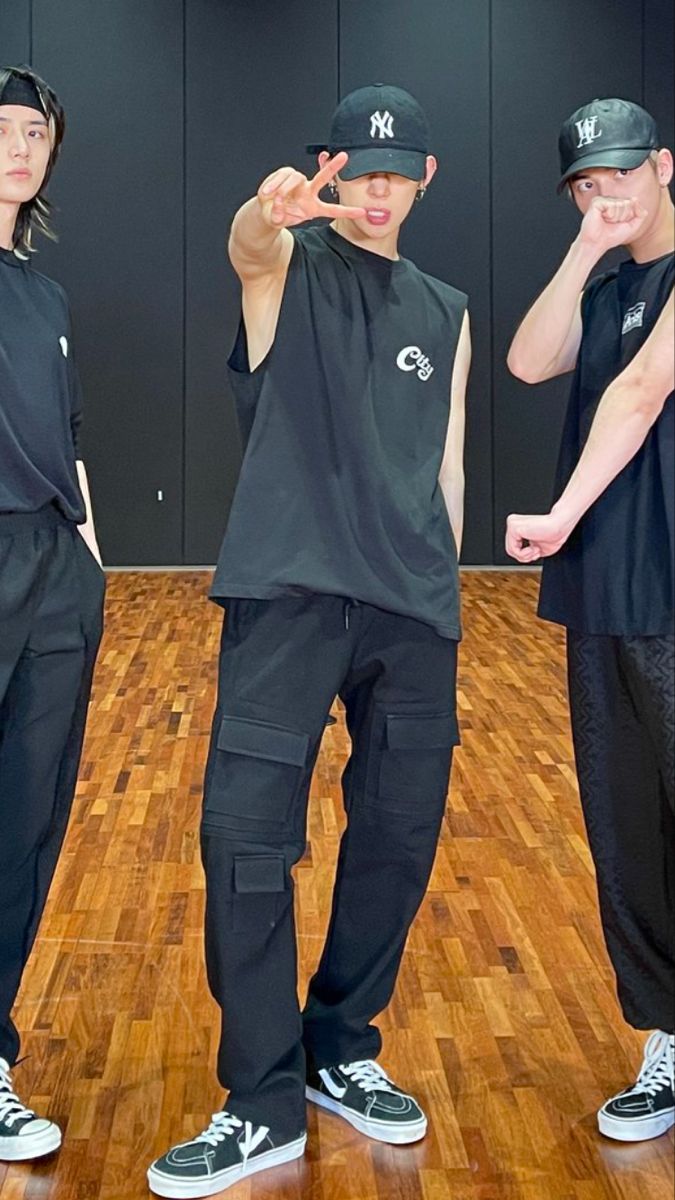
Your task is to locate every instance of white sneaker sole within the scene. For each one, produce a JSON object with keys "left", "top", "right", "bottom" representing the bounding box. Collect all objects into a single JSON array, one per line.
[
  {"left": 306, "top": 1086, "right": 428, "bottom": 1145},
  {"left": 598, "top": 1107, "right": 675, "bottom": 1142},
  {"left": 147, "top": 1134, "right": 306, "bottom": 1199},
  {"left": 0, "top": 1122, "right": 62, "bottom": 1162}
]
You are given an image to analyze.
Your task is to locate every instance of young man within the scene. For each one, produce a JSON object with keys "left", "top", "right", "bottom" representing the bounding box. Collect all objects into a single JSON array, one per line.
[
  {"left": 149, "top": 84, "right": 470, "bottom": 1197},
  {"left": 0, "top": 66, "right": 105, "bottom": 1161},
  {"left": 506, "top": 98, "right": 674, "bottom": 1142}
]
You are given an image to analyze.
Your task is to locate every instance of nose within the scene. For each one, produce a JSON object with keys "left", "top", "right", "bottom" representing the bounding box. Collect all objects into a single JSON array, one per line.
[
  {"left": 367, "top": 172, "right": 391, "bottom": 196},
  {"left": 10, "top": 135, "right": 30, "bottom": 160}
]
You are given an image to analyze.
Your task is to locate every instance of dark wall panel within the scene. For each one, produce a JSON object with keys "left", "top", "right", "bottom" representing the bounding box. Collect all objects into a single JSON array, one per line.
[
  {"left": 339, "top": 0, "right": 492, "bottom": 565},
  {"left": 31, "top": 0, "right": 184, "bottom": 565},
  {"left": 0, "top": 0, "right": 30, "bottom": 64},
  {"left": 645, "top": 0, "right": 675, "bottom": 151},
  {"left": 492, "top": 0, "right": 643, "bottom": 564},
  {"left": 184, "top": 0, "right": 339, "bottom": 564}
]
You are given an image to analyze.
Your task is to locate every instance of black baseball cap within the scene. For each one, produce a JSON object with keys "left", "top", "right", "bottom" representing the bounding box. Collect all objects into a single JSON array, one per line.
[
  {"left": 307, "top": 84, "right": 430, "bottom": 181},
  {"left": 557, "top": 98, "right": 660, "bottom": 192}
]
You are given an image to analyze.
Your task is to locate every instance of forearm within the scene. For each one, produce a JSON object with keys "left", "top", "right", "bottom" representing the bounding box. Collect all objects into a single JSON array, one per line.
[
  {"left": 229, "top": 196, "right": 286, "bottom": 270},
  {"left": 508, "top": 237, "right": 598, "bottom": 381},
  {"left": 551, "top": 376, "right": 661, "bottom": 535},
  {"left": 76, "top": 460, "right": 102, "bottom": 565}
]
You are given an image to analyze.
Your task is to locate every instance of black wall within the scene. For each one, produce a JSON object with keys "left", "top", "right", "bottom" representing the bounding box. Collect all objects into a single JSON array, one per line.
[{"left": 2, "top": 1, "right": 673, "bottom": 565}]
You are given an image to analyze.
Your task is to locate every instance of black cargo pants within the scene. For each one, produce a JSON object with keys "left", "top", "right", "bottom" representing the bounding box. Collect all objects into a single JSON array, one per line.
[
  {"left": 567, "top": 632, "right": 675, "bottom": 1034},
  {"left": 0, "top": 507, "right": 105, "bottom": 1066},
  {"left": 201, "top": 594, "right": 459, "bottom": 1138}
]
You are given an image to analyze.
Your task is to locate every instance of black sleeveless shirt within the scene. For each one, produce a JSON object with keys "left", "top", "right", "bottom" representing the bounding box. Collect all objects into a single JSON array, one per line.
[
  {"left": 0, "top": 246, "right": 85, "bottom": 521},
  {"left": 211, "top": 225, "right": 468, "bottom": 639},
  {"left": 539, "top": 251, "right": 674, "bottom": 635}
]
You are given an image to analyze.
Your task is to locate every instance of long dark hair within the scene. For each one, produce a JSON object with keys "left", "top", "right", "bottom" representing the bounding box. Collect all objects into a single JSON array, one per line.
[{"left": 0, "top": 64, "right": 65, "bottom": 256}]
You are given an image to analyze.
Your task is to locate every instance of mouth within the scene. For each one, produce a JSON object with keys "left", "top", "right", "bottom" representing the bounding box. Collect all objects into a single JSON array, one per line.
[
  {"left": 365, "top": 208, "right": 391, "bottom": 226},
  {"left": 7, "top": 170, "right": 32, "bottom": 179}
]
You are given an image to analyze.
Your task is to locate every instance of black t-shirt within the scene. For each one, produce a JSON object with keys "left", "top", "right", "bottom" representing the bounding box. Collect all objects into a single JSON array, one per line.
[
  {"left": 0, "top": 245, "right": 85, "bottom": 522},
  {"left": 211, "top": 224, "right": 468, "bottom": 639},
  {"left": 539, "top": 251, "right": 674, "bottom": 635}
]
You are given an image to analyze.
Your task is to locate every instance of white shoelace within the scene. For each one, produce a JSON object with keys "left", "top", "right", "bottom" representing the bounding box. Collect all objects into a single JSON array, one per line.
[
  {"left": 340, "top": 1060, "right": 394, "bottom": 1093},
  {"left": 626, "top": 1032, "right": 675, "bottom": 1098},
  {"left": 196, "top": 1111, "right": 269, "bottom": 1170},
  {"left": 0, "top": 1060, "right": 35, "bottom": 1130}
]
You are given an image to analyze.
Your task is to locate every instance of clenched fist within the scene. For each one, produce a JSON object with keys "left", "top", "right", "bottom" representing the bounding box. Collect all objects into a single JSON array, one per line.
[
  {"left": 578, "top": 195, "right": 649, "bottom": 255},
  {"left": 257, "top": 152, "right": 366, "bottom": 229}
]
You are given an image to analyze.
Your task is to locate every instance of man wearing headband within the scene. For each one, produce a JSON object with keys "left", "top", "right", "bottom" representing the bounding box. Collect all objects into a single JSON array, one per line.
[
  {"left": 149, "top": 84, "right": 470, "bottom": 1197},
  {"left": 0, "top": 66, "right": 104, "bottom": 1162},
  {"left": 506, "top": 98, "right": 674, "bottom": 1142}
]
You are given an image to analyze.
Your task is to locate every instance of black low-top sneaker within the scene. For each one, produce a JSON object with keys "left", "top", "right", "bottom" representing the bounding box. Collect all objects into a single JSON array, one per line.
[
  {"left": 147, "top": 1111, "right": 306, "bottom": 1198},
  {"left": 0, "top": 1057, "right": 62, "bottom": 1162},
  {"left": 306, "top": 1059, "right": 427, "bottom": 1144},
  {"left": 598, "top": 1031, "right": 675, "bottom": 1142}
]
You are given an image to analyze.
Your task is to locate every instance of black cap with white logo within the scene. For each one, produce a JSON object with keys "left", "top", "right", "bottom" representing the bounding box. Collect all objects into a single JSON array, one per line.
[
  {"left": 307, "top": 84, "right": 430, "bottom": 181},
  {"left": 557, "top": 97, "right": 660, "bottom": 192}
]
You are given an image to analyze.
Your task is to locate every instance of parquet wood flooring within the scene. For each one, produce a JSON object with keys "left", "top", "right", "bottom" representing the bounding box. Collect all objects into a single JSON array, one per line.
[{"left": 1, "top": 571, "right": 672, "bottom": 1200}]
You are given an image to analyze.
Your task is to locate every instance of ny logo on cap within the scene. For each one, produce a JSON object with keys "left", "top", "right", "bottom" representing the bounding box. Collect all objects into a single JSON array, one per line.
[
  {"left": 370, "top": 110, "right": 395, "bottom": 140},
  {"left": 575, "top": 116, "right": 602, "bottom": 148}
]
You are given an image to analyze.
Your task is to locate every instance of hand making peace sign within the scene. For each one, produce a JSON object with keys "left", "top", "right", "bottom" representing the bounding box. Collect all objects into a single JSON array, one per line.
[{"left": 257, "top": 152, "right": 366, "bottom": 228}]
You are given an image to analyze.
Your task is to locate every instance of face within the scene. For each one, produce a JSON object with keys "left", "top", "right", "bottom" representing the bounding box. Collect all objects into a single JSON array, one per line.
[
  {"left": 569, "top": 151, "right": 673, "bottom": 220},
  {"left": 319, "top": 151, "right": 437, "bottom": 241},
  {"left": 0, "top": 103, "right": 51, "bottom": 206}
]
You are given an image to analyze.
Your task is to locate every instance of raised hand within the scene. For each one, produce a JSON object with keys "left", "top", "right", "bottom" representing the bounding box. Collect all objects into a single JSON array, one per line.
[
  {"left": 257, "top": 152, "right": 366, "bottom": 228},
  {"left": 579, "top": 195, "right": 649, "bottom": 254}
]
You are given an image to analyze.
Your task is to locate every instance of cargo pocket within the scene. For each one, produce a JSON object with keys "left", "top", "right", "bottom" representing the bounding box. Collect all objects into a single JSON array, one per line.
[
  {"left": 232, "top": 853, "right": 288, "bottom": 934},
  {"left": 376, "top": 711, "right": 460, "bottom": 812},
  {"left": 203, "top": 715, "right": 311, "bottom": 833}
]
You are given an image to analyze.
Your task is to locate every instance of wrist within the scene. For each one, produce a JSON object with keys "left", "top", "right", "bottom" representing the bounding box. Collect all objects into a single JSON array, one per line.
[
  {"left": 570, "top": 232, "right": 605, "bottom": 272},
  {"left": 550, "top": 497, "right": 579, "bottom": 537}
]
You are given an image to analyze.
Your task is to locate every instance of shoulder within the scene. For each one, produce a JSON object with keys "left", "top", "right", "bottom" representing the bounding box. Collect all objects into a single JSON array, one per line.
[
  {"left": 409, "top": 262, "right": 468, "bottom": 311},
  {"left": 23, "top": 261, "right": 69, "bottom": 309}
]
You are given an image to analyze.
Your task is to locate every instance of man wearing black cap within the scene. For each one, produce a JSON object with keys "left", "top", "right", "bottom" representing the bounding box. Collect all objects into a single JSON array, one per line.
[
  {"left": 506, "top": 98, "right": 674, "bottom": 1142},
  {"left": 0, "top": 66, "right": 105, "bottom": 1162},
  {"left": 149, "top": 84, "right": 470, "bottom": 1197}
]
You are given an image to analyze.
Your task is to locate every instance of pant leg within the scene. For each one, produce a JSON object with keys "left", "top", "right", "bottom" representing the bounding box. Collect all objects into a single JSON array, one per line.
[
  {"left": 567, "top": 631, "right": 675, "bottom": 1033},
  {"left": 302, "top": 605, "right": 459, "bottom": 1069},
  {"left": 0, "top": 517, "right": 104, "bottom": 1065},
  {"left": 200, "top": 595, "right": 353, "bottom": 1137}
]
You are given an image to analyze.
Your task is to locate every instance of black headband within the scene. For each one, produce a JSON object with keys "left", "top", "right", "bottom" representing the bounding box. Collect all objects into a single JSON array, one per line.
[{"left": 0, "top": 74, "right": 47, "bottom": 116}]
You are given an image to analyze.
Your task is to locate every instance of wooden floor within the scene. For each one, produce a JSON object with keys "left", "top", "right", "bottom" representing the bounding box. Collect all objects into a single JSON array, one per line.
[{"left": 1, "top": 572, "right": 672, "bottom": 1200}]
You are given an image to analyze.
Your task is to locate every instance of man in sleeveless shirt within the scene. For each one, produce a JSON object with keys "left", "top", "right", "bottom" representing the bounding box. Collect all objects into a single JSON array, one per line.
[
  {"left": 0, "top": 67, "right": 105, "bottom": 1161},
  {"left": 149, "top": 85, "right": 471, "bottom": 1197},
  {"left": 506, "top": 99, "right": 674, "bottom": 1143}
]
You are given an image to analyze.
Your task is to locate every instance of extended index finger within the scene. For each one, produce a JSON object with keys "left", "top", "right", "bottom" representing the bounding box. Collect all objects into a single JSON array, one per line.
[{"left": 311, "top": 151, "right": 349, "bottom": 191}]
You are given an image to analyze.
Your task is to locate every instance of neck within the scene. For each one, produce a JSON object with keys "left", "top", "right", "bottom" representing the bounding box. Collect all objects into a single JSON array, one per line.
[
  {"left": 628, "top": 193, "right": 675, "bottom": 263},
  {"left": 330, "top": 218, "right": 400, "bottom": 261},
  {"left": 0, "top": 201, "right": 19, "bottom": 251}
]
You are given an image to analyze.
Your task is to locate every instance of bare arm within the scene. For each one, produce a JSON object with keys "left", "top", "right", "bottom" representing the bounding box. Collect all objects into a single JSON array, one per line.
[
  {"left": 438, "top": 311, "right": 471, "bottom": 555},
  {"left": 76, "top": 459, "right": 102, "bottom": 566},
  {"left": 506, "top": 290, "right": 674, "bottom": 562},
  {"left": 508, "top": 197, "right": 649, "bottom": 384}
]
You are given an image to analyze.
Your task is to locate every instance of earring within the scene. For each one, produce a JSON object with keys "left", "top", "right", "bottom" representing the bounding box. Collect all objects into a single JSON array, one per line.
[
  {"left": 416, "top": 185, "right": 426, "bottom": 202},
  {"left": 328, "top": 182, "right": 339, "bottom": 199}
]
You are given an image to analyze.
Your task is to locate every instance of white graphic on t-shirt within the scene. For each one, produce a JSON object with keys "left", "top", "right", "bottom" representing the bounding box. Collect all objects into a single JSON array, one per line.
[
  {"left": 396, "top": 345, "right": 435, "bottom": 381},
  {"left": 59, "top": 336, "right": 69, "bottom": 357},
  {"left": 370, "top": 110, "right": 395, "bottom": 140},
  {"left": 575, "top": 116, "right": 602, "bottom": 148},
  {"left": 622, "top": 302, "right": 646, "bottom": 335}
]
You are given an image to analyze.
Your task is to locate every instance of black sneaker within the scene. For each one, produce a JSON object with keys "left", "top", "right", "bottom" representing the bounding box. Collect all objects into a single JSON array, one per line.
[
  {"left": 598, "top": 1031, "right": 675, "bottom": 1142},
  {"left": 306, "top": 1059, "right": 427, "bottom": 1144},
  {"left": 0, "top": 1057, "right": 62, "bottom": 1162},
  {"left": 147, "top": 1111, "right": 306, "bottom": 1198}
]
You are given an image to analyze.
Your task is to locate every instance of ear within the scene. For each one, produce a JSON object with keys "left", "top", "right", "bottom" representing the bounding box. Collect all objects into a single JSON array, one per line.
[
  {"left": 656, "top": 147, "right": 674, "bottom": 187},
  {"left": 423, "top": 155, "right": 438, "bottom": 188},
  {"left": 318, "top": 151, "right": 331, "bottom": 171}
]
